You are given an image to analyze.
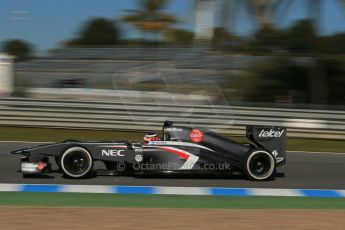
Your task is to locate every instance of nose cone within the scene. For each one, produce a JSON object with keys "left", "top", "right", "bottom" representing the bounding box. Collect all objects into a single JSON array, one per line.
[{"left": 11, "top": 148, "right": 30, "bottom": 155}]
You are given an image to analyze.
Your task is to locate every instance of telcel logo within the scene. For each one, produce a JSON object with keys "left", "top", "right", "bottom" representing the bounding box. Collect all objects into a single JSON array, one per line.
[
  {"left": 102, "top": 149, "right": 125, "bottom": 157},
  {"left": 259, "top": 129, "right": 284, "bottom": 138}
]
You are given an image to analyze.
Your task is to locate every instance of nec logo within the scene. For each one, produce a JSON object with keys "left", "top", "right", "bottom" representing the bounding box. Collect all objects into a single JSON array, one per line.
[
  {"left": 101, "top": 149, "right": 125, "bottom": 157},
  {"left": 259, "top": 129, "right": 285, "bottom": 138}
]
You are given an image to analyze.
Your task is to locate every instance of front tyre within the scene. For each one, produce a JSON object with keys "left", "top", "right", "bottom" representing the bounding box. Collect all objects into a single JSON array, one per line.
[
  {"left": 60, "top": 147, "right": 93, "bottom": 178},
  {"left": 243, "top": 149, "right": 276, "bottom": 181}
]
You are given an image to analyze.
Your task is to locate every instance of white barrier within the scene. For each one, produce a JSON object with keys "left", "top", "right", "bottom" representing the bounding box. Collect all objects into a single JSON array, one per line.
[{"left": 0, "top": 97, "right": 345, "bottom": 139}]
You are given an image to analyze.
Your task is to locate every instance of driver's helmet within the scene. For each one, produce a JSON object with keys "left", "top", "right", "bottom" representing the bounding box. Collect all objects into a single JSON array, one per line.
[{"left": 144, "top": 131, "right": 160, "bottom": 144}]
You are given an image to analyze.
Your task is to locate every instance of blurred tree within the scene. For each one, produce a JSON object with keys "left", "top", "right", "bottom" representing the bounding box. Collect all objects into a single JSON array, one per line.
[
  {"left": 317, "top": 33, "right": 345, "bottom": 54},
  {"left": 321, "top": 57, "right": 345, "bottom": 105},
  {"left": 278, "top": 0, "right": 345, "bottom": 104},
  {"left": 79, "top": 18, "right": 119, "bottom": 46},
  {"left": 236, "top": 55, "right": 345, "bottom": 105},
  {"left": 239, "top": 0, "right": 293, "bottom": 29},
  {"left": 212, "top": 0, "right": 292, "bottom": 49},
  {"left": 64, "top": 18, "right": 119, "bottom": 47},
  {"left": 122, "top": 0, "right": 177, "bottom": 41},
  {"left": 250, "top": 19, "right": 318, "bottom": 54},
  {"left": 287, "top": 19, "right": 316, "bottom": 53},
  {"left": 63, "top": 38, "right": 84, "bottom": 47},
  {"left": 165, "top": 28, "right": 194, "bottom": 45},
  {"left": 2, "top": 39, "right": 32, "bottom": 62},
  {"left": 212, "top": 27, "right": 228, "bottom": 48},
  {"left": 216, "top": 0, "right": 232, "bottom": 48},
  {"left": 252, "top": 26, "right": 287, "bottom": 52},
  {"left": 212, "top": 27, "right": 244, "bottom": 51},
  {"left": 236, "top": 56, "right": 309, "bottom": 104},
  {"left": 231, "top": 0, "right": 345, "bottom": 105}
]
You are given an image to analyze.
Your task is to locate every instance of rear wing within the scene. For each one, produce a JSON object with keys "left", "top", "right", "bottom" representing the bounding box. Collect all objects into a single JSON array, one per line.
[{"left": 246, "top": 126, "right": 287, "bottom": 165}]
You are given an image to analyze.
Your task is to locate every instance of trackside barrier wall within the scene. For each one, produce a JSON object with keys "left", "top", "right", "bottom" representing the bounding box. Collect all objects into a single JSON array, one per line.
[{"left": 0, "top": 97, "right": 345, "bottom": 140}]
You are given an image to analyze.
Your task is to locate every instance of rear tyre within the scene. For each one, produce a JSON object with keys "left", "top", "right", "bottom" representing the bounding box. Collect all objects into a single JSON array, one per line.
[
  {"left": 60, "top": 147, "right": 93, "bottom": 178},
  {"left": 243, "top": 149, "right": 276, "bottom": 181}
]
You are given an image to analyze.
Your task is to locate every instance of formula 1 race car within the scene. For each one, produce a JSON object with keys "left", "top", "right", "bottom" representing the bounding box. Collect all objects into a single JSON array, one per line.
[{"left": 12, "top": 121, "right": 286, "bottom": 181}]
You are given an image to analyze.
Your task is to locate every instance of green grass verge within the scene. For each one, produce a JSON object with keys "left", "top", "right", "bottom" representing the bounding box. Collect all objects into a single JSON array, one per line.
[
  {"left": 0, "top": 127, "right": 144, "bottom": 142},
  {"left": 0, "top": 192, "right": 344, "bottom": 209},
  {"left": 0, "top": 127, "right": 344, "bottom": 152}
]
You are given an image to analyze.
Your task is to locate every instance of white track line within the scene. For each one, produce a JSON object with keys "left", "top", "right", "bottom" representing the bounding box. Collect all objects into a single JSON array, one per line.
[
  {"left": 156, "top": 186, "right": 209, "bottom": 195},
  {"left": 61, "top": 185, "right": 113, "bottom": 193},
  {"left": 250, "top": 188, "right": 302, "bottom": 197}
]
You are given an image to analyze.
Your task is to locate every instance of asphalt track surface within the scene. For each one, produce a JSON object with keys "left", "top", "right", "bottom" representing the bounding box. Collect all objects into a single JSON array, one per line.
[{"left": 1, "top": 142, "right": 344, "bottom": 189}]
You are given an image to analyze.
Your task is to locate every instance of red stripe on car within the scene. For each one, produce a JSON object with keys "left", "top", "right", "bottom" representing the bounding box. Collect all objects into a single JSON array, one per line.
[{"left": 157, "top": 147, "right": 189, "bottom": 160}]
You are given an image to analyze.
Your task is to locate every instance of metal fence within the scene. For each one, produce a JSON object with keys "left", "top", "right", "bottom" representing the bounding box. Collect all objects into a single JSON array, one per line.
[{"left": 0, "top": 97, "right": 345, "bottom": 140}]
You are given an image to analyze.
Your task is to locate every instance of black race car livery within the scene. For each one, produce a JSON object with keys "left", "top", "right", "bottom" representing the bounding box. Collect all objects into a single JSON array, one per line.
[{"left": 12, "top": 121, "right": 286, "bottom": 181}]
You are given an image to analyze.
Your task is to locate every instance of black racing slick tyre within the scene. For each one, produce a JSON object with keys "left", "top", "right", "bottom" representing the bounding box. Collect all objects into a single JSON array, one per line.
[
  {"left": 60, "top": 147, "right": 93, "bottom": 178},
  {"left": 243, "top": 148, "right": 276, "bottom": 181}
]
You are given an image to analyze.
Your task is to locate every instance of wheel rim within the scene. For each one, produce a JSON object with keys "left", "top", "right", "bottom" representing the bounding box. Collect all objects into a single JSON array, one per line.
[
  {"left": 247, "top": 151, "right": 275, "bottom": 180},
  {"left": 61, "top": 147, "right": 92, "bottom": 177}
]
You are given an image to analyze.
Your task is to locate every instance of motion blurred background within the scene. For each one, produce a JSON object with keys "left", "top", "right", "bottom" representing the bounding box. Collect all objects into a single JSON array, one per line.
[{"left": 1, "top": 0, "right": 345, "bottom": 140}]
